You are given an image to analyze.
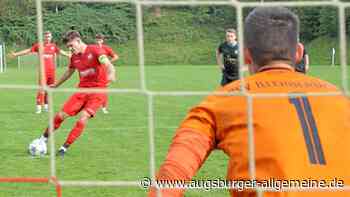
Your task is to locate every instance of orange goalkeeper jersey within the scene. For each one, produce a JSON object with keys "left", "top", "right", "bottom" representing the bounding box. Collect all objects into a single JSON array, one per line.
[{"left": 150, "top": 65, "right": 350, "bottom": 197}]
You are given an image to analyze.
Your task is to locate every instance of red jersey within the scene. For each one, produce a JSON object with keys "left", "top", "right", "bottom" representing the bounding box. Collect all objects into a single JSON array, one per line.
[
  {"left": 69, "top": 45, "right": 108, "bottom": 88},
  {"left": 31, "top": 42, "right": 60, "bottom": 74}
]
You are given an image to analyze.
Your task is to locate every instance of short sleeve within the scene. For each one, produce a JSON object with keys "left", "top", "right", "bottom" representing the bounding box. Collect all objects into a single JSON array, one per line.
[
  {"left": 31, "top": 43, "right": 39, "bottom": 53},
  {"left": 104, "top": 46, "right": 117, "bottom": 57},
  {"left": 93, "top": 46, "right": 104, "bottom": 58},
  {"left": 217, "top": 43, "right": 224, "bottom": 53},
  {"left": 54, "top": 44, "right": 61, "bottom": 54}
]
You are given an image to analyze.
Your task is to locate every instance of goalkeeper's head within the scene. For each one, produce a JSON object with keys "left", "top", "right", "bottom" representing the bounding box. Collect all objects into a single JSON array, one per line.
[
  {"left": 244, "top": 7, "right": 304, "bottom": 74},
  {"left": 63, "top": 30, "right": 84, "bottom": 54}
]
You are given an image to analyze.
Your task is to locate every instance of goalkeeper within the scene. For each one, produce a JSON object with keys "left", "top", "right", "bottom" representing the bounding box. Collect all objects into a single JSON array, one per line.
[{"left": 149, "top": 7, "right": 350, "bottom": 197}]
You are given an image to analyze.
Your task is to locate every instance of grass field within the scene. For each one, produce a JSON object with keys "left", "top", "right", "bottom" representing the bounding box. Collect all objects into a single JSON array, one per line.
[{"left": 0, "top": 61, "right": 349, "bottom": 197}]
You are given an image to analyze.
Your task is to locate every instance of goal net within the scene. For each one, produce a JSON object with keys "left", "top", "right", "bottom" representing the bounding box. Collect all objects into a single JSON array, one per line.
[{"left": 0, "top": 0, "right": 348, "bottom": 197}]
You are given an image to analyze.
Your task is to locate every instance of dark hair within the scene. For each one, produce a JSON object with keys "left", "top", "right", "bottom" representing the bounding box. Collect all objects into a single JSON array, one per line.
[
  {"left": 226, "top": 28, "right": 236, "bottom": 34},
  {"left": 244, "top": 7, "right": 299, "bottom": 67},
  {"left": 62, "top": 30, "right": 81, "bottom": 44},
  {"left": 95, "top": 33, "right": 105, "bottom": 40}
]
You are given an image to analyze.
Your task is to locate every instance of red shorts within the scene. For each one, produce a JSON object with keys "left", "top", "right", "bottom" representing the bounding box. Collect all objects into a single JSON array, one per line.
[
  {"left": 62, "top": 93, "right": 107, "bottom": 117},
  {"left": 38, "top": 72, "right": 55, "bottom": 86},
  {"left": 46, "top": 73, "right": 55, "bottom": 85}
]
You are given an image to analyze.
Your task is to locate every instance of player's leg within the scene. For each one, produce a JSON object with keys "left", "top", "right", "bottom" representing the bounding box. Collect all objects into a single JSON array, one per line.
[
  {"left": 57, "top": 93, "right": 106, "bottom": 156},
  {"left": 40, "top": 92, "right": 85, "bottom": 142},
  {"left": 36, "top": 90, "right": 45, "bottom": 114},
  {"left": 43, "top": 74, "right": 55, "bottom": 112},
  {"left": 57, "top": 110, "right": 91, "bottom": 156},
  {"left": 101, "top": 94, "right": 109, "bottom": 114},
  {"left": 36, "top": 71, "right": 48, "bottom": 113},
  {"left": 39, "top": 111, "right": 69, "bottom": 142},
  {"left": 33, "top": 93, "right": 85, "bottom": 154}
]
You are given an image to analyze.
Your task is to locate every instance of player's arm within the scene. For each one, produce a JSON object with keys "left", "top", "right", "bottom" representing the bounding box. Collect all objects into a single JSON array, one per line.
[
  {"left": 149, "top": 105, "right": 216, "bottom": 196},
  {"left": 99, "top": 55, "right": 116, "bottom": 82},
  {"left": 51, "top": 67, "right": 75, "bottom": 88},
  {"left": 59, "top": 49, "right": 71, "bottom": 58},
  {"left": 108, "top": 48, "right": 119, "bottom": 63},
  {"left": 216, "top": 49, "right": 224, "bottom": 71},
  {"left": 109, "top": 53, "right": 119, "bottom": 63},
  {"left": 9, "top": 48, "right": 32, "bottom": 58}
]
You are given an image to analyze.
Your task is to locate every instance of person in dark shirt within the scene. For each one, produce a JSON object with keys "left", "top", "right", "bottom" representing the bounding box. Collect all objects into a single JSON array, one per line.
[{"left": 216, "top": 28, "right": 240, "bottom": 86}]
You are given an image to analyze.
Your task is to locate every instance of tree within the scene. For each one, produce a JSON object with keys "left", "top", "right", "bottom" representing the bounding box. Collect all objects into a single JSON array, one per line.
[{"left": 318, "top": 7, "right": 338, "bottom": 37}]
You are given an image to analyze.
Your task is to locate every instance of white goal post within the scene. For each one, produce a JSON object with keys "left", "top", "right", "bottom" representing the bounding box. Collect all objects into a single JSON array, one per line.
[
  {"left": 331, "top": 47, "right": 336, "bottom": 66},
  {"left": 0, "top": 42, "right": 6, "bottom": 73}
]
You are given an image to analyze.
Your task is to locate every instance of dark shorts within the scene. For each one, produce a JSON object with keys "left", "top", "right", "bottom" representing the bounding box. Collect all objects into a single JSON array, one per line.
[
  {"left": 221, "top": 72, "right": 239, "bottom": 86},
  {"left": 62, "top": 93, "right": 107, "bottom": 117},
  {"left": 295, "top": 64, "right": 306, "bottom": 73}
]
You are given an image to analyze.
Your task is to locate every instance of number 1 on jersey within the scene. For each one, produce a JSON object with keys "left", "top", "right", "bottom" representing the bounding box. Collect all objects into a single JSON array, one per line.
[{"left": 289, "top": 96, "right": 326, "bottom": 165}]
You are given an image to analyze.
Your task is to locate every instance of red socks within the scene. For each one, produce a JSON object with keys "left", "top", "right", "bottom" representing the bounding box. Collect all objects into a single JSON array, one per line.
[
  {"left": 36, "top": 91, "right": 45, "bottom": 105},
  {"left": 64, "top": 119, "right": 87, "bottom": 146},
  {"left": 44, "top": 114, "right": 64, "bottom": 137}
]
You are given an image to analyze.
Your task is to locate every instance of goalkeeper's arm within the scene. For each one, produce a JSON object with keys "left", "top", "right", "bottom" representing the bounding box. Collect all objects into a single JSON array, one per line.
[{"left": 148, "top": 129, "right": 214, "bottom": 196}]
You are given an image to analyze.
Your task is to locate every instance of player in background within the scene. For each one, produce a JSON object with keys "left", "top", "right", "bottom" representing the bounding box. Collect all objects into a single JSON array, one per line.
[
  {"left": 216, "top": 28, "right": 241, "bottom": 86},
  {"left": 10, "top": 31, "right": 70, "bottom": 114},
  {"left": 295, "top": 44, "right": 310, "bottom": 73},
  {"left": 95, "top": 33, "right": 119, "bottom": 114},
  {"left": 32, "top": 30, "right": 116, "bottom": 156},
  {"left": 149, "top": 7, "right": 350, "bottom": 197}
]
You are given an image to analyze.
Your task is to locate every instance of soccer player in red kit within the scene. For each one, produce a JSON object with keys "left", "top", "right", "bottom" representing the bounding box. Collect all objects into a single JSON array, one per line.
[
  {"left": 95, "top": 33, "right": 119, "bottom": 114},
  {"left": 10, "top": 31, "right": 70, "bottom": 114},
  {"left": 32, "top": 30, "right": 116, "bottom": 156}
]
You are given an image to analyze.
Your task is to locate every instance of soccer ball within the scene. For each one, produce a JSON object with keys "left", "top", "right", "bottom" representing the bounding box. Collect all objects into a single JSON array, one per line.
[{"left": 28, "top": 139, "right": 47, "bottom": 156}]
